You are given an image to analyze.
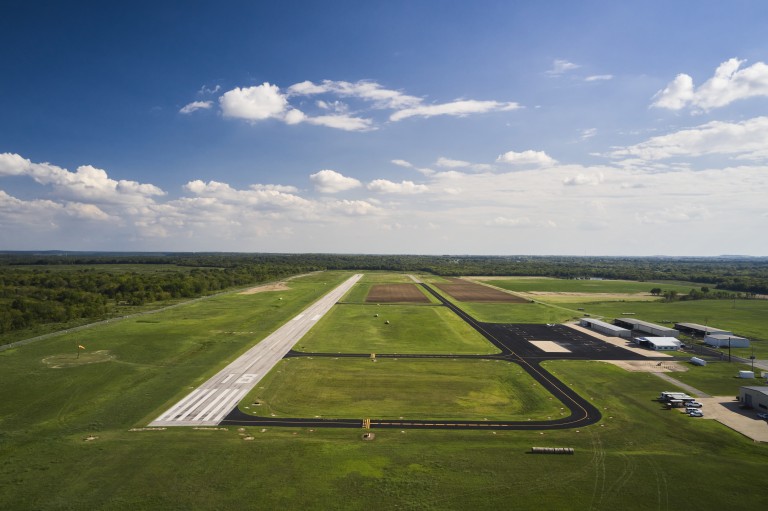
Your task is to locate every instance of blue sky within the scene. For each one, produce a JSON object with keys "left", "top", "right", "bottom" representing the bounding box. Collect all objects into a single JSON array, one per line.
[{"left": 2, "top": 1, "right": 767, "bottom": 255}]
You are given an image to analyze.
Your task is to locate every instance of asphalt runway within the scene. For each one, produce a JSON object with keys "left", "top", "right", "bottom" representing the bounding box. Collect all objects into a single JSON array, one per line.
[{"left": 149, "top": 274, "right": 363, "bottom": 427}]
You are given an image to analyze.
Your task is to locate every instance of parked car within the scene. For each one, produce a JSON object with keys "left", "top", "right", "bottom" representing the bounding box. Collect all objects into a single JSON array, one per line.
[
  {"left": 757, "top": 412, "right": 768, "bottom": 420},
  {"left": 686, "top": 401, "right": 703, "bottom": 408},
  {"left": 688, "top": 410, "right": 704, "bottom": 417}
]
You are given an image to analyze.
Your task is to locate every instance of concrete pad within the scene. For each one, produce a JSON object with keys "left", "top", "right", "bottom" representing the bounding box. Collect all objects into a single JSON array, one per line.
[
  {"left": 695, "top": 396, "right": 768, "bottom": 442},
  {"left": 529, "top": 340, "right": 571, "bottom": 353}
]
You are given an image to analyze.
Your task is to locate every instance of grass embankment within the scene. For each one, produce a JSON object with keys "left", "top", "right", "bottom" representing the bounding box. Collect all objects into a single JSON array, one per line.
[
  {"left": 296, "top": 304, "right": 498, "bottom": 354},
  {"left": 247, "top": 358, "right": 563, "bottom": 420}
]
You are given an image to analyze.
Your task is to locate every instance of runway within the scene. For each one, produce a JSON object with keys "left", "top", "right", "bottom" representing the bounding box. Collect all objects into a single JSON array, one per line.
[{"left": 149, "top": 274, "right": 363, "bottom": 427}]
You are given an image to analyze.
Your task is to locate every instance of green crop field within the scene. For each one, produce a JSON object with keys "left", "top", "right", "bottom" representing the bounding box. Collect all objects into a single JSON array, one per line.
[
  {"left": 246, "top": 357, "right": 563, "bottom": 420},
  {"left": 1, "top": 270, "right": 768, "bottom": 510},
  {"left": 295, "top": 304, "right": 498, "bottom": 354}
]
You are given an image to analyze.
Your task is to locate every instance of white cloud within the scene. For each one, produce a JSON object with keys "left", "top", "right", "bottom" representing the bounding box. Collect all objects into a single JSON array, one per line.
[
  {"left": 585, "top": 74, "right": 613, "bottom": 82},
  {"left": 306, "top": 114, "right": 374, "bottom": 132},
  {"left": 651, "top": 73, "right": 694, "bottom": 110},
  {"left": 179, "top": 101, "right": 213, "bottom": 114},
  {"left": 652, "top": 58, "right": 768, "bottom": 111},
  {"left": 391, "top": 159, "right": 413, "bottom": 168},
  {"left": 0, "top": 153, "right": 165, "bottom": 204},
  {"left": 436, "top": 157, "right": 471, "bottom": 168},
  {"left": 367, "top": 179, "right": 428, "bottom": 194},
  {"left": 287, "top": 79, "right": 421, "bottom": 110},
  {"left": 496, "top": 150, "right": 557, "bottom": 166},
  {"left": 219, "top": 83, "right": 288, "bottom": 121},
  {"left": 487, "top": 216, "right": 532, "bottom": 227},
  {"left": 309, "top": 170, "right": 362, "bottom": 193},
  {"left": 327, "top": 199, "right": 379, "bottom": 216},
  {"left": 250, "top": 183, "right": 299, "bottom": 193},
  {"left": 284, "top": 109, "right": 306, "bottom": 125},
  {"left": 563, "top": 172, "right": 603, "bottom": 186},
  {"left": 635, "top": 205, "right": 711, "bottom": 224},
  {"left": 580, "top": 128, "right": 597, "bottom": 140},
  {"left": 390, "top": 99, "right": 520, "bottom": 121},
  {"left": 547, "top": 59, "right": 580, "bottom": 75},
  {"left": 610, "top": 116, "right": 768, "bottom": 161}
]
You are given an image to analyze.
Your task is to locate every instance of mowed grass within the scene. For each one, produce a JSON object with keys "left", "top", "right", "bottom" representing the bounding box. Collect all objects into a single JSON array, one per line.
[
  {"left": 296, "top": 304, "right": 498, "bottom": 354},
  {"left": 248, "top": 358, "right": 564, "bottom": 420},
  {"left": 666, "top": 360, "right": 759, "bottom": 396},
  {"left": 2, "top": 271, "right": 768, "bottom": 510},
  {"left": 480, "top": 277, "right": 704, "bottom": 294}
]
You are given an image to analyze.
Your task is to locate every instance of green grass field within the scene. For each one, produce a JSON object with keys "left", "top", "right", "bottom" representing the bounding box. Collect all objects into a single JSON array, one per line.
[
  {"left": 480, "top": 277, "right": 703, "bottom": 294},
  {"left": 1, "top": 270, "right": 768, "bottom": 510},
  {"left": 246, "top": 357, "right": 564, "bottom": 420},
  {"left": 295, "top": 304, "right": 498, "bottom": 354}
]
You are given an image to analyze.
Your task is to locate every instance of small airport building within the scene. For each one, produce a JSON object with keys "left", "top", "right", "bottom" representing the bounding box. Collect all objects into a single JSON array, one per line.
[
  {"left": 615, "top": 318, "right": 679, "bottom": 337},
  {"left": 674, "top": 322, "right": 732, "bottom": 337},
  {"left": 739, "top": 386, "right": 768, "bottom": 411},
  {"left": 579, "top": 318, "right": 632, "bottom": 338},
  {"left": 634, "top": 336, "right": 681, "bottom": 351},
  {"left": 704, "top": 333, "right": 750, "bottom": 348}
]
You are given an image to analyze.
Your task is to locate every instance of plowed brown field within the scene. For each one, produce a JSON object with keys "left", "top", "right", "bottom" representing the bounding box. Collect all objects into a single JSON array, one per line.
[
  {"left": 434, "top": 278, "right": 528, "bottom": 303},
  {"left": 365, "top": 284, "right": 430, "bottom": 303}
]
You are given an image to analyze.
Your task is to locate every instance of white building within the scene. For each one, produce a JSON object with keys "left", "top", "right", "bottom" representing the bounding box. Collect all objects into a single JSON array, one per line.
[
  {"left": 739, "top": 386, "right": 768, "bottom": 411},
  {"left": 579, "top": 318, "right": 632, "bottom": 338},
  {"left": 704, "top": 334, "right": 750, "bottom": 348},
  {"left": 635, "top": 336, "right": 681, "bottom": 351}
]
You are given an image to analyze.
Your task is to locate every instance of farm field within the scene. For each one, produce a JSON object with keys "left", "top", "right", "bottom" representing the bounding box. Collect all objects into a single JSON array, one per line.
[
  {"left": 295, "top": 304, "right": 499, "bottom": 354},
  {"left": 1, "top": 270, "right": 768, "bottom": 510},
  {"left": 365, "top": 283, "right": 431, "bottom": 303},
  {"left": 473, "top": 276, "right": 703, "bottom": 294},
  {"left": 246, "top": 357, "right": 564, "bottom": 420}
]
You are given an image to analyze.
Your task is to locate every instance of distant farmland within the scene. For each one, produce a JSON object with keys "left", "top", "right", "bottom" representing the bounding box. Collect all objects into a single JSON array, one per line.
[
  {"left": 365, "top": 283, "right": 430, "bottom": 303},
  {"left": 434, "top": 278, "right": 528, "bottom": 303}
]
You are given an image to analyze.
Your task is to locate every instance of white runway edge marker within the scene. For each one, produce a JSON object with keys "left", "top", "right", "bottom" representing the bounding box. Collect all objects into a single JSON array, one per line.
[{"left": 149, "top": 274, "right": 363, "bottom": 427}]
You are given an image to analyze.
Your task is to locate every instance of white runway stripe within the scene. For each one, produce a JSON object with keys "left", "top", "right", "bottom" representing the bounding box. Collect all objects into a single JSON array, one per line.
[
  {"left": 176, "top": 388, "right": 218, "bottom": 421},
  {"left": 220, "top": 374, "right": 235, "bottom": 384},
  {"left": 193, "top": 388, "right": 235, "bottom": 421},
  {"left": 209, "top": 388, "right": 249, "bottom": 423},
  {"left": 157, "top": 388, "right": 204, "bottom": 421},
  {"left": 293, "top": 314, "right": 305, "bottom": 321},
  {"left": 312, "top": 314, "right": 321, "bottom": 320},
  {"left": 203, "top": 388, "right": 241, "bottom": 422}
]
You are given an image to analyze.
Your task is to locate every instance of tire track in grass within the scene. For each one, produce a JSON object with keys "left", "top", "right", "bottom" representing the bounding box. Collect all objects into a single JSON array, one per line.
[{"left": 588, "top": 429, "right": 606, "bottom": 510}]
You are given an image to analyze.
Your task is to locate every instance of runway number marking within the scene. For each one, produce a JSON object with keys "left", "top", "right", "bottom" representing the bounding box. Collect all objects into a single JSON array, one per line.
[
  {"left": 221, "top": 374, "right": 235, "bottom": 384},
  {"left": 236, "top": 373, "right": 258, "bottom": 384}
]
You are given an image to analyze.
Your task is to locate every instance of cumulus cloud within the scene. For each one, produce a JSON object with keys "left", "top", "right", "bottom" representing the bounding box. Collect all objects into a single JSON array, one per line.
[
  {"left": 636, "top": 205, "right": 711, "bottom": 224},
  {"left": 547, "top": 59, "right": 580, "bottom": 76},
  {"left": 0, "top": 153, "right": 165, "bottom": 204},
  {"left": 326, "top": 199, "right": 379, "bottom": 216},
  {"left": 652, "top": 58, "right": 768, "bottom": 111},
  {"left": 390, "top": 99, "right": 520, "bottom": 121},
  {"left": 179, "top": 101, "right": 213, "bottom": 114},
  {"left": 367, "top": 179, "right": 428, "bottom": 194},
  {"left": 609, "top": 116, "right": 768, "bottom": 161},
  {"left": 496, "top": 150, "right": 557, "bottom": 166},
  {"left": 219, "top": 83, "right": 288, "bottom": 121},
  {"left": 287, "top": 79, "right": 421, "bottom": 109},
  {"left": 309, "top": 170, "right": 362, "bottom": 193}
]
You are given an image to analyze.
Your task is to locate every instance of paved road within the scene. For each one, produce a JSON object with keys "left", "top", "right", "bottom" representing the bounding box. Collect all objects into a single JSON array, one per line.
[{"left": 150, "top": 273, "right": 363, "bottom": 427}]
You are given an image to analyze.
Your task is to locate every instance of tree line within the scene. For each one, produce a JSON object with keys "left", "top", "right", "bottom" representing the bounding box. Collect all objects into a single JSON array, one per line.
[{"left": 1, "top": 252, "right": 767, "bottom": 338}]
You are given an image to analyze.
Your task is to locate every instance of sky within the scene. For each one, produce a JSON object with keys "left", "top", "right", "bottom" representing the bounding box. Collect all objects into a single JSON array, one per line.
[{"left": 1, "top": 1, "right": 767, "bottom": 256}]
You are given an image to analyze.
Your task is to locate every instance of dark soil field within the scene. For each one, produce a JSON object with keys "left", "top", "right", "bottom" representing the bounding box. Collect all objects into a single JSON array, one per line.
[
  {"left": 434, "top": 278, "right": 528, "bottom": 303},
  {"left": 365, "top": 283, "right": 430, "bottom": 303}
]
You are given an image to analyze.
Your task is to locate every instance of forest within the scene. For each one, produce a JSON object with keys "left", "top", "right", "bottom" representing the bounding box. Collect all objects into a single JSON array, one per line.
[{"left": 1, "top": 252, "right": 767, "bottom": 339}]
